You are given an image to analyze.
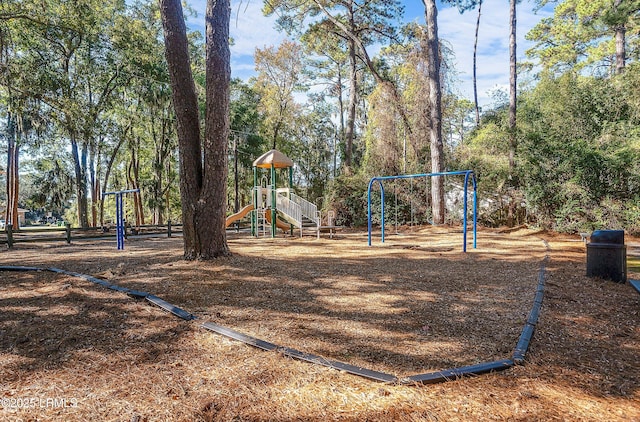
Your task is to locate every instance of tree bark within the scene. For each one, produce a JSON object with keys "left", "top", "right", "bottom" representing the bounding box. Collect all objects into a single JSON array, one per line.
[
  {"left": 614, "top": 0, "right": 626, "bottom": 75},
  {"left": 473, "top": 0, "right": 482, "bottom": 127},
  {"left": 127, "top": 145, "right": 145, "bottom": 228},
  {"left": 5, "top": 113, "right": 19, "bottom": 229},
  {"left": 71, "top": 132, "right": 90, "bottom": 228},
  {"left": 160, "top": 0, "right": 229, "bottom": 259},
  {"left": 507, "top": 0, "right": 517, "bottom": 227},
  {"left": 344, "top": 37, "right": 357, "bottom": 171},
  {"left": 100, "top": 133, "right": 126, "bottom": 226},
  {"left": 152, "top": 136, "right": 165, "bottom": 226},
  {"left": 424, "top": 0, "right": 445, "bottom": 224},
  {"left": 344, "top": 1, "right": 357, "bottom": 171},
  {"left": 337, "top": 67, "right": 345, "bottom": 175},
  {"left": 201, "top": 0, "right": 231, "bottom": 258},
  {"left": 160, "top": 0, "right": 204, "bottom": 259},
  {"left": 615, "top": 26, "right": 626, "bottom": 74},
  {"left": 89, "top": 141, "right": 100, "bottom": 227},
  {"left": 149, "top": 106, "right": 173, "bottom": 226},
  {"left": 333, "top": 64, "right": 345, "bottom": 177}
]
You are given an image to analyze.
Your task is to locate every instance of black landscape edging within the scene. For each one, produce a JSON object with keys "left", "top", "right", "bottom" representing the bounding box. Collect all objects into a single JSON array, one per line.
[
  {"left": 1, "top": 247, "right": 550, "bottom": 385},
  {"left": 202, "top": 321, "right": 398, "bottom": 383}
]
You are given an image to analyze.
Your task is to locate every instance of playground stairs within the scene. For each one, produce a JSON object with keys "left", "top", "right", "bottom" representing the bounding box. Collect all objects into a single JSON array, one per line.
[
  {"left": 275, "top": 190, "right": 321, "bottom": 237},
  {"left": 301, "top": 216, "right": 320, "bottom": 235},
  {"left": 252, "top": 186, "right": 323, "bottom": 238}
]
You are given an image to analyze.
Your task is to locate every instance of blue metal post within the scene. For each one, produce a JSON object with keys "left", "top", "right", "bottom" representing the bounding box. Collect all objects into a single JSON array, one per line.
[
  {"left": 116, "top": 193, "right": 124, "bottom": 250},
  {"left": 367, "top": 178, "right": 386, "bottom": 246},
  {"left": 103, "top": 188, "right": 139, "bottom": 250},
  {"left": 473, "top": 174, "right": 478, "bottom": 249},
  {"left": 463, "top": 171, "right": 470, "bottom": 253},
  {"left": 367, "top": 178, "right": 375, "bottom": 246},
  {"left": 380, "top": 182, "right": 386, "bottom": 243}
]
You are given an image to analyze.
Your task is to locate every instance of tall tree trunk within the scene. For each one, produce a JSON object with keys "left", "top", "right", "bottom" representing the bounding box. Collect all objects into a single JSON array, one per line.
[
  {"left": 155, "top": 114, "right": 174, "bottom": 226},
  {"left": 312, "top": 0, "right": 415, "bottom": 161},
  {"left": 5, "top": 113, "right": 19, "bottom": 228},
  {"left": 342, "top": 1, "right": 358, "bottom": 171},
  {"left": 615, "top": 26, "right": 626, "bottom": 74},
  {"left": 424, "top": 0, "right": 445, "bottom": 224},
  {"left": 334, "top": 65, "right": 345, "bottom": 177},
  {"left": 614, "top": 0, "right": 626, "bottom": 75},
  {"left": 152, "top": 148, "right": 164, "bottom": 225},
  {"left": 89, "top": 141, "right": 99, "bottom": 227},
  {"left": 160, "top": 0, "right": 230, "bottom": 259},
  {"left": 93, "top": 179, "right": 101, "bottom": 228},
  {"left": 507, "top": 0, "right": 517, "bottom": 227},
  {"left": 337, "top": 68, "right": 345, "bottom": 172},
  {"left": 150, "top": 109, "right": 167, "bottom": 225},
  {"left": 345, "top": 35, "right": 357, "bottom": 171},
  {"left": 100, "top": 134, "right": 126, "bottom": 226},
  {"left": 473, "top": 0, "right": 482, "bottom": 127},
  {"left": 165, "top": 159, "right": 172, "bottom": 225},
  {"left": 160, "top": 0, "right": 204, "bottom": 259},
  {"left": 127, "top": 146, "right": 144, "bottom": 228},
  {"left": 71, "top": 133, "right": 90, "bottom": 228},
  {"left": 272, "top": 120, "right": 282, "bottom": 150},
  {"left": 201, "top": 0, "right": 231, "bottom": 258}
]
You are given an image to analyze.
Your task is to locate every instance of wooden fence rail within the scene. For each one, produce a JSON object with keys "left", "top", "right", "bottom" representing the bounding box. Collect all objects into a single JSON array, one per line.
[{"left": 1, "top": 222, "right": 183, "bottom": 249}]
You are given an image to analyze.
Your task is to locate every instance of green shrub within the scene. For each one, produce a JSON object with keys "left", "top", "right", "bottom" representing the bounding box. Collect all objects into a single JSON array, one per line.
[{"left": 324, "top": 174, "right": 370, "bottom": 227}]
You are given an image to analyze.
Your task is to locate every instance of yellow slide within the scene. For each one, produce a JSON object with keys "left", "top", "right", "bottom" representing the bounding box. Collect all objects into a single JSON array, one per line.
[
  {"left": 265, "top": 209, "right": 293, "bottom": 231},
  {"left": 225, "top": 204, "right": 254, "bottom": 227}
]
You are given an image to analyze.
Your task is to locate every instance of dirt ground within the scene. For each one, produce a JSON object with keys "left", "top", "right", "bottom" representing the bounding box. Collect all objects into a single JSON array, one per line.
[{"left": 0, "top": 226, "right": 638, "bottom": 421}]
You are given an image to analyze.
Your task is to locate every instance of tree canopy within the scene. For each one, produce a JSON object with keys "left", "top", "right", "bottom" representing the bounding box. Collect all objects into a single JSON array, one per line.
[{"left": 2, "top": 0, "right": 639, "bottom": 238}]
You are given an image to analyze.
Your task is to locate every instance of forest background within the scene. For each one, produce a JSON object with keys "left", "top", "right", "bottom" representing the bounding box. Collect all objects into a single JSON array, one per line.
[{"left": 1, "top": 0, "right": 639, "bottom": 235}]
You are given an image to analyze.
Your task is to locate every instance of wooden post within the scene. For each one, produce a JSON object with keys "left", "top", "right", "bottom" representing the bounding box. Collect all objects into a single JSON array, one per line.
[
  {"left": 6, "top": 224, "right": 13, "bottom": 249},
  {"left": 65, "top": 223, "right": 71, "bottom": 244},
  {"left": 167, "top": 220, "right": 172, "bottom": 238}
]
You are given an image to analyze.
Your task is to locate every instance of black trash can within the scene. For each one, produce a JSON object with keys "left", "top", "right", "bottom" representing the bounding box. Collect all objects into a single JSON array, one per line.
[{"left": 586, "top": 230, "right": 627, "bottom": 283}]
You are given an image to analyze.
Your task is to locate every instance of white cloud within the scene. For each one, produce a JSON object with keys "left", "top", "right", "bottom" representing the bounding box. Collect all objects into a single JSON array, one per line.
[
  {"left": 229, "top": 1, "right": 285, "bottom": 57},
  {"left": 187, "top": 0, "right": 286, "bottom": 79},
  {"left": 437, "top": 0, "right": 553, "bottom": 107},
  {"left": 185, "top": 0, "right": 553, "bottom": 105}
]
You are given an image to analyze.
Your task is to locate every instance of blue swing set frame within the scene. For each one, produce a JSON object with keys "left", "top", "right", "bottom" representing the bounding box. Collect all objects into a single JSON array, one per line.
[{"left": 367, "top": 170, "right": 477, "bottom": 252}]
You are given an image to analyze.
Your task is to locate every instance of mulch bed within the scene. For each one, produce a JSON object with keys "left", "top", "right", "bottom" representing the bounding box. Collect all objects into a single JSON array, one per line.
[{"left": 0, "top": 226, "right": 638, "bottom": 421}]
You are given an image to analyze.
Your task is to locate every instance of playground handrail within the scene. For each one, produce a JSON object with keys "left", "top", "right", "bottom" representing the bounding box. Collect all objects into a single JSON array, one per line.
[
  {"left": 275, "top": 192, "right": 303, "bottom": 230},
  {"left": 289, "top": 193, "right": 320, "bottom": 226}
]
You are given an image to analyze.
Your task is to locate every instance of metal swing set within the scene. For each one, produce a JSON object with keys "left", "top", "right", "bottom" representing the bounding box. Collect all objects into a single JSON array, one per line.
[{"left": 366, "top": 170, "right": 477, "bottom": 251}]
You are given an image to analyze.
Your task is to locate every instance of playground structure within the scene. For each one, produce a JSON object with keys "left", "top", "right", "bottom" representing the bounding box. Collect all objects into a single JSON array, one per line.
[
  {"left": 225, "top": 149, "right": 323, "bottom": 238},
  {"left": 367, "top": 170, "right": 477, "bottom": 251}
]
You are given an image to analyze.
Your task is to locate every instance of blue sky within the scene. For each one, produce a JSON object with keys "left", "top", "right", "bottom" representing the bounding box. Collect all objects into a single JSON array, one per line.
[{"left": 186, "top": 0, "right": 553, "bottom": 108}]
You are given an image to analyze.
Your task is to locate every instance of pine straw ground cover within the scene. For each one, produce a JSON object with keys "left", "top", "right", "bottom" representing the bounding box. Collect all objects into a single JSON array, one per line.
[{"left": 0, "top": 226, "right": 638, "bottom": 421}]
